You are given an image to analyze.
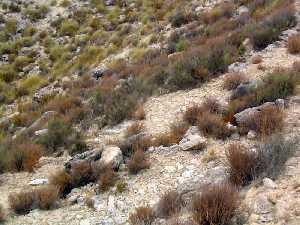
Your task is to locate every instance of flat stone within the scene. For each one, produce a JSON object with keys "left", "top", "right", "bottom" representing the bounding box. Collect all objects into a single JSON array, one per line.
[{"left": 29, "top": 179, "right": 49, "bottom": 186}]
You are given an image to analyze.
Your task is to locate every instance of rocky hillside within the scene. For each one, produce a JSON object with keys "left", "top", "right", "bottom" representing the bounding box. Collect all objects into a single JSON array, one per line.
[{"left": 0, "top": 0, "right": 300, "bottom": 225}]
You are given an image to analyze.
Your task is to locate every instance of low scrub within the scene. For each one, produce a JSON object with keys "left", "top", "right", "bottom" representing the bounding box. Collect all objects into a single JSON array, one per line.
[
  {"left": 9, "top": 186, "right": 59, "bottom": 215},
  {"left": 96, "top": 165, "right": 118, "bottom": 192},
  {"left": 227, "top": 136, "right": 298, "bottom": 185},
  {"left": 0, "top": 139, "right": 44, "bottom": 173},
  {"left": 156, "top": 191, "right": 183, "bottom": 218},
  {"left": 223, "top": 73, "right": 248, "bottom": 90},
  {"left": 226, "top": 144, "right": 257, "bottom": 186},
  {"left": 288, "top": 35, "right": 300, "bottom": 54},
  {"left": 0, "top": 205, "right": 5, "bottom": 223},
  {"left": 153, "top": 122, "right": 188, "bottom": 146},
  {"left": 192, "top": 183, "right": 239, "bottom": 225},
  {"left": 49, "top": 170, "right": 73, "bottom": 198},
  {"left": 197, "top": 111, "right": 231, "bottom": 139},
  {"left": 126, "top": 122, "right": 145, "bottom": 138},
  {"left": 128, "top": 149, "right": 150, "bottom": 175},
  {"left": 129, "top": 206, "right": 155, "bottom": 225}
]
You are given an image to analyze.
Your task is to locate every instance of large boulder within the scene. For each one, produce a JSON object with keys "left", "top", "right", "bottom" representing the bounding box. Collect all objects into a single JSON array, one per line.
[{"left": 98, "top": 146, "right": 123, "bottom": 169}]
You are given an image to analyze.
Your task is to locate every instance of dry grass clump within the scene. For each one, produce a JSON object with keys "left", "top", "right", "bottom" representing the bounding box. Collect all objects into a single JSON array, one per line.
[
  {"left": 9, "top": 186, "right": 59, "bottom": 215},
  {"left": 49, "top": 170, "right": 73, "bottom": 198},
  {"left": 192, "top": 183, "right": 239, "bottom": 225},
  {"left": 70, "top": 162, "right": 95, "bottom": 187},
  {"left": 0, "top": 139, "right": 44, "bottom": 173},
  {"left": 126, "top": 122, "right": 145, "bottom": 137},
  {"left": 288, "top": 35, "right": 300, "bottom": 54},
  {"left": 129, "top": 206, "right": 155, "bottom": 225},
  {"left": 128, "top": 149, "right": 150, "bottom": 175},
  {"left": 132, "top": 104, "right": 146, "bottom": 120},
  {"left": 0, "top": 205, "right": 5, "bottom": 223},
  {"left": 254, "top": 106, "right": 284, "bottom": 137},
  {"left": 96, "top": 166, "right": 118, "bottom": 192},
  {"left": 223, "top": 73, "right": 248, "bottom": 90},
  {"left": 153, "top": 122, "right": 189, "bottom": 147},
  {"left": 226, "top": 144, "right": 257, "bottom": 186},
  {"left": 156, "top": 191, "right": 183, "bottom": 219},
  {"left": 35, "top": 186, "right": 59, "bottom": 210},
  {"left": 197, "top": 111, "right": 231, "bottom": 139}
]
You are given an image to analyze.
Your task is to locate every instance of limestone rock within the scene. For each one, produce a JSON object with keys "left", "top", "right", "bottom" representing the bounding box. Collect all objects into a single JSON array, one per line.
[
  {"left": 98, "top": 146, "right": 123, "bottom": 169},
  {"left": 29, "top": 179, "right": 49, "bottom": 186}
]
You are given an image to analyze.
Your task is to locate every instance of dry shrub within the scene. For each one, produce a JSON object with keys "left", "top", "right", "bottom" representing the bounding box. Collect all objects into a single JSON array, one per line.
[
  {"left": 226, "top": 144, "right": 257, "bottom": 186},
  {"left": 184, "top": 105, "right": 203, "bottom": 125},
  {"left": 128, "top": 149, "right": 150, "bottom": 175},
  {"left": 192, "top": 183, "right": 239, "bottom": 225},
  {"left": 156, "top": 191, "right": 183, "bottom": 218},
  {"left": 154, "top": 122, "right": 189, "bottom": 146},
  {"left": 223, "top": 73, "right": 248, "bottom": 90},
  {"left": 132, "top": 104, "right": 145, "bottom": 120},
  {"left": 126, "top": 122, "right": 145, "bottom": 137},
  {"left": 288, "top": 35, "right": 300, "bottom": 54},
  {"left": 0, "top": 205, "right": 5, "bottom": 223},
  {"left": 197, "top": 112, "right": 231, "bottom": 139},
  {"left": 35, "top": 186, "right": 59, "bottom": 210},
  {"left": 49, "top": 170, "right": 73, "bottom": 197},
  {"left": 70, "top": 162, "right": 95, "bottom": 187},
  {"left": 11, "top": 142, "right": 44, "bottom": 172},
  {"left": 44, "top": 96, "right": 79, "bottom": 114},
  {"left": 252, "top": 55, "right": 263, "bottom": 64},
  {"left": 129, "top": 206, "right": 155, "bottom": 225},
  {"left": 184, "top": 98, "right": 221, "bottom": 126},
  {"left": 9, "top": 191, "right": 37, "bottom": 215},
  {"left": 202, "top": 2, "right": 235, "bottom": 24},
  {"left": 96, "top": 166, "right": 118, "bottom": 192},
  {"left": 254, "top": 106, "right": 284, "bottom": 137}
]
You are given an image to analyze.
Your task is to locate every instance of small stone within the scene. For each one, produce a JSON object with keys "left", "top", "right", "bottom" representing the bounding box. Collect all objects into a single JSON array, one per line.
[
  {"left": 253, "top": 194, "right": 273, "bottom": 214},
  {"left": 275, "top": 99, "right": 285, "bottom": 110},
  {"left": 263, "top": 178, "right": 277, "bottom": 189},
  {"left": 29, "top": 179, "right": 49, "bottom": 186},
  {"left": 230, "top": 133, "right": 240, "bottom": 140},
  {"left": 247, "top": 130, "right": 257, "bottom": 139}
]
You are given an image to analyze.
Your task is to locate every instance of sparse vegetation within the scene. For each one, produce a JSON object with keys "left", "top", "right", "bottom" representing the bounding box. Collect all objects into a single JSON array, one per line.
[
  {"left": 129, "top": 206, "right": 155, "bottom": 225},
  {"left": 0, "top": 205, "right": 5, "bottom": 223},
  {"left": 192, "top": 183, "right": 239, "bottom": 225},
  {"left": 223, "top": 73, "right": 248, "bottom": 90},
  {"left": 288, "top": 34, "right": 300, "bottom": 54},
  {"left": 128, "top": 149, "right": 150, "bottom": 174},
  {"left": 156, "top": 191, "right": 183, "bottom": 218}
]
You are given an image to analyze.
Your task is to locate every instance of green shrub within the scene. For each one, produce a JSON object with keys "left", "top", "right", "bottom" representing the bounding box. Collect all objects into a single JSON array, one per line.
[
  {"left": 25, "top": 5, "right": 49, "bottom": 21},
  {"left": 59, "top": 19, "right": 79, "bottom": 36},
  {"left": 18, "top": 75, "right": 47, "bottom": 95},
  {"left": 13, "top": 56, "right": 33, "bottom": 71},
  {"left": 0, "top": 64, "right": 17, "bottom": 83}
]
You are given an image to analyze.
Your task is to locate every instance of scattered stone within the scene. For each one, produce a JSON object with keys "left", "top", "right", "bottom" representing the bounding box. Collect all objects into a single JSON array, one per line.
[
  {"left": 34, "top": 129, "right": 48, "bottom": 137},
  {"left": 253, "top": 194, "right": 273, "bottom": 214},
  {"left": 263, "top": 178, "right": 277, "bottom": 189},
  {"left": 247, "top": 130, "right": 257, "bottom": 139},
  {"left": 29, "top": 179, "right": 49, "bottom": 186}
]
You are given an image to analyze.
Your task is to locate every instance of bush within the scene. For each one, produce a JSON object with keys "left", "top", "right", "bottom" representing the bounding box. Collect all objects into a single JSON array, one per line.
[
  {"left": 288, "top": 35, "right": 300, "bottom": 54},
  {"left": 70, "top": 162, "right": 95, "bottom": 187},
  {"left": 192, "top": 183, "right": 239, "bottom": 225},
  {"left": 197, "top": 112, "right": 231, "bottom": 139},
  {"left": 35, "top": 186, "right": 59, "bottom": 210},
  {"left": 0, "top": 139, "right": 44, "bottom": 173},
  {"left": 223, "top": 73, "right": 248, "bottom": 90},
  {"left": 169, "top": 10, "right": 191, "bottom": 27},
  {"left": 132, "top": 104, "right": 146, "bottom": 120},
  {"left": 59, "top": 19, "right": 79, "bottom": 36},
  {"left": 154, "top": 122, "right": 189, "bottom": 147},
  {"left": 9, "top": 186, "right": 59, "bottom": 215},
  {"left": 226, "top": 144, "right": 257, "bottom": 186},
  {"left": 156, "top": 191, "right": 183, "bottom": 218},
  {"left": 9, "top": 191, "right": 36, "bottom": 215},
  {"left": 254, "top": 106, "right": 284, "bottom": 137},
  {"left": 96, "top": 166, "right": 118, "bottom": 192},
  {"left": 128, "top": 149, "right": 150, "bottom": 174},
  {"left": 126, "top": 122, "right": 145, "bottom": 138},
  {"left": 49, "top": 170, "right": 73, "bottom": 197},
  {"left": 129, "top": 206, "right": 155, "bottom": 225},
  {"left": 25, "top": 5, "right": 49, "bottom": 21},
  {"left": 256, "top": 135, "right": 298, "bottom": 179},
  {"left": 0, "top": 64, "right": 16, "bottom": 83},
  {"left": 0, "top": 205, "right": 5, "bottom": 223}
]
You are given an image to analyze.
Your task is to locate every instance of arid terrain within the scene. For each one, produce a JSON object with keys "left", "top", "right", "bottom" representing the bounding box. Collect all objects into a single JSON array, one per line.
[{"left": 0, "top": 0, "right": 300, "bottom": 225}]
